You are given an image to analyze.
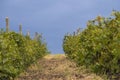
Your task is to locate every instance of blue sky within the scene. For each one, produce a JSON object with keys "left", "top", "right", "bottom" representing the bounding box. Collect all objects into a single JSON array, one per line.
[{"left": 0, "top": 0, "right": 120, "bottom": 53}]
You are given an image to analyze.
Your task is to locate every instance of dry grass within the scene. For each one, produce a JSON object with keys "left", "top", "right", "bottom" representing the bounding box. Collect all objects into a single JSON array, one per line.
[{"left": 16, "top": 54, "right": 104, "bottom": 80}]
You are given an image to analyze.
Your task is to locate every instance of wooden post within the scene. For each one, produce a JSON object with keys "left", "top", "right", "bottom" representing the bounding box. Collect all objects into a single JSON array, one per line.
[
  {"left": 77, "top": 28, "right": 82, "bottom": 34},
  {"left": 6, "top": 17, "right": 9, "bottom": 32},
  {"left": 73, "top": 32, "right": 75, "bottom": 36},
  {"left": 27, "top": 30, "right": 30, "bottom": 37},
  {"left": 19, "top": 24, "right": 22, "bottom": 35},
  {"left": 34, "top": 32, "right": 38, "bottom": 40}
]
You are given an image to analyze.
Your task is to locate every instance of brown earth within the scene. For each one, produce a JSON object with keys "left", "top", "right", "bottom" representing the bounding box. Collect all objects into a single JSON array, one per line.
[{"left": 16, "top": 54, "right": 103, "bottom": 80}]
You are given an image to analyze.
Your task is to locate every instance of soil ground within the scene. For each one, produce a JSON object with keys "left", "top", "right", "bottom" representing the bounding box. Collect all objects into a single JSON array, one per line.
[{"left": 16, "top": 54, "right": 103, "bottom": 80}]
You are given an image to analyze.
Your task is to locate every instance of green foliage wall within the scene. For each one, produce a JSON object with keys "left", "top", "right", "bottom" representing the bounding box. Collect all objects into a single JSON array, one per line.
[
  {"left": 0, "top": 31, "right": 48, "bottom": 79},
  {"left": 63, "top": 11, "right": 120, "bottom": 79}
]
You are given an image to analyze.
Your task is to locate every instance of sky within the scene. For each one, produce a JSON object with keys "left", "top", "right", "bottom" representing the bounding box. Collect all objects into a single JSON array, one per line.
[{"left": 0, "top": 0, "right": 120, "bottom": 53}]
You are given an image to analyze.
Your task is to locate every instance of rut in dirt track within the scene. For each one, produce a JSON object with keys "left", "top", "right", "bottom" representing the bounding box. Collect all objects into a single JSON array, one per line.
[{"left": 16, "top": 54, "right": 103, "bottom": 80}]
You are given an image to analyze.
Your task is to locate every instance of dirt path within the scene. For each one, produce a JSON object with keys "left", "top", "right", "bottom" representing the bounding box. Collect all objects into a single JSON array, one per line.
[{"left": 16, "top": 54, "right": 103, "bottom": 80}]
